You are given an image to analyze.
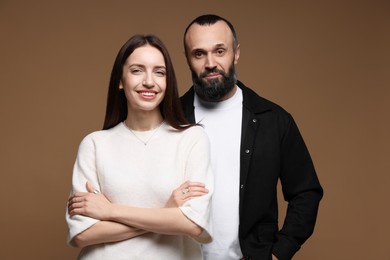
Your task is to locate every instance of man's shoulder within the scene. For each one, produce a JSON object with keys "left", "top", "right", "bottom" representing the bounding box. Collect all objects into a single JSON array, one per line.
[
  {"left": 238, "top": 81, "right": 289, "bottom": 116},
  {"left": 180, "top": 87, "right": 194, "bottom": 104}
]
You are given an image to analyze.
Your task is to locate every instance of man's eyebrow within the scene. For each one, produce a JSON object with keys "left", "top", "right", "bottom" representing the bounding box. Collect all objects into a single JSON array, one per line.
[
  {"left": 191, "top": 43, "right": 227, "bottom": 52},
  {"left": 191, "top": 43, "right": 228, "bottom": 53},
  {"left": 215, "top": 43, "right": 226, "bottom": 48},
  {"left": 191, "top": 48, "right": 205, "bottom": 53}
]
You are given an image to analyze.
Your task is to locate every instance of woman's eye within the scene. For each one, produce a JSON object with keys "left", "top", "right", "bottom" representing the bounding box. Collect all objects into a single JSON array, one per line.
[
  {"left": 131, "top": 69, "right": 141, "bottom": 74},
  {"left": 155, "top": 70, "right": 166, "bottom": 76}
]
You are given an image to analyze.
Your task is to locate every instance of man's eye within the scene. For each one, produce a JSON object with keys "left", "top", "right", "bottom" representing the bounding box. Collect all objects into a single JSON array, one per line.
[
  {"left": 216, "top": 49, "right": 225, "bottom": 56},
  {"left": 194, "top": 52, "right": 203, "bottom": 58}
]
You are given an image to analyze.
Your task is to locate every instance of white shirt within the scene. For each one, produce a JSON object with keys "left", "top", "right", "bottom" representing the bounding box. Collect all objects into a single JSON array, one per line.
[
  {"left": 194, "top": 87, "right": 243, "bottom": 259},
  {"left": 66, "top": 122, "right": 213, "bottom": 260}
]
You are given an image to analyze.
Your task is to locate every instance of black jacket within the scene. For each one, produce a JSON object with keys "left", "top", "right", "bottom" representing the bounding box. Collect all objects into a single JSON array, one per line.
[{"left": 181, "top": 81, "right": 323, "bottom": 260}]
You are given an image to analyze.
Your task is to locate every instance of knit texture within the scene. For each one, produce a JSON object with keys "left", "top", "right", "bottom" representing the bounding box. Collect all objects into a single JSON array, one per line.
[{"left": 66, "top": 122, "right": 213, "bottom": 260}]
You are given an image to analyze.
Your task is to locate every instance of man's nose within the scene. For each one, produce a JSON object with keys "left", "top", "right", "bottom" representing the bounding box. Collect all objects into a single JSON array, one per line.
[{"left": 205, "top": 53, "right": 217, "bottom": 69}]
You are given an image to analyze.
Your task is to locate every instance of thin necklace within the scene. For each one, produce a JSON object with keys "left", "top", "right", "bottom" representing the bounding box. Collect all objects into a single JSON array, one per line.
[{"left": 123, "top": 120, "right": 164, "bottom": 146}]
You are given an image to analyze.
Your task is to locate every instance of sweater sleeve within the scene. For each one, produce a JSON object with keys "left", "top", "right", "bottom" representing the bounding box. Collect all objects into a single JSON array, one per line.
[
  {"left": 178, "top": 127, "right": 214, "bottom": 244},
  {"left": 65, "top": 134, "right": 100, "bottom": 245}
]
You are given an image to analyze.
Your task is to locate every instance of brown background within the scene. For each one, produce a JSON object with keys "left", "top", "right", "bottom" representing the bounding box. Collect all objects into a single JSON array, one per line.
[{"left": 1, "top": 0, "right": 389, "bottom": 259}]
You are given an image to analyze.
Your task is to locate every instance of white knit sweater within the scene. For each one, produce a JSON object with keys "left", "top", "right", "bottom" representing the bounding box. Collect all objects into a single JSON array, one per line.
[{"left": 66, "top": 122, "right": 213, "bottom": 260}]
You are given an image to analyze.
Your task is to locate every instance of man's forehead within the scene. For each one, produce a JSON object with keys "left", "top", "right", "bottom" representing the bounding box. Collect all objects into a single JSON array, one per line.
[{"left": 185, "top": 21, "right": 233, "bottom": 50}]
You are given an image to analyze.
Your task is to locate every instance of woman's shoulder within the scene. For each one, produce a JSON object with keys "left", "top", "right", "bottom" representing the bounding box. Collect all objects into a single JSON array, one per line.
[
  {"left": 179, "top": 125, "right": 209, "bottom": 143},
  {"left": 182, "top": 124, "right": 206, "bottom": 135},
  {"left": 80, "top": 123, "right": 124, "bottom": 144}
]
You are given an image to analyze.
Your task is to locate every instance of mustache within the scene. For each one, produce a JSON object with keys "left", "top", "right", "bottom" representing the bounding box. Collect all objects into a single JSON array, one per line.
[{"left": 200, "top": 68, "right": 226, "bottom": 78}]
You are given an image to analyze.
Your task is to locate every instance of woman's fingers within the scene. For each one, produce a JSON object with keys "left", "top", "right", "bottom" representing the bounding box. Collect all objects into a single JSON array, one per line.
[
  {"left": 68, "top": 182, "right": 100, "bottom": 211},
  {"left": 67, "top": 191, "right": 99, "bottom": 213},
  {"left": 86, "top": 181, "right": 100, "bottom": 194},
  {"left": 180, "top": 181, "right": 208, "bottom": 196},
  {"left": 179, "top": 181, "right": 209, "bottom": 202},
  {"left": 165, "top": 181, "right": 209, "bottom": 208},
  {"left": 180, "top": 181, "right": 205, "bottom": 189}
]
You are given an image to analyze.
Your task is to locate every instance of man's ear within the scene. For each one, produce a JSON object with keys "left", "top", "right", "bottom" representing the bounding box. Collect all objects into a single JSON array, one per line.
[
  {"left": 234, "top": 43, "right": 240, "bottom": 65},
  {"left": 184, "top": 50, "right": 192, "bottom": 69}
]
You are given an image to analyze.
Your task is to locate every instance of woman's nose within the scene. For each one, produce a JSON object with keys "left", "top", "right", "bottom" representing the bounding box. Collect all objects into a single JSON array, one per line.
[{"left": 142, "top": 74, "right": 155, "bottom": 88}]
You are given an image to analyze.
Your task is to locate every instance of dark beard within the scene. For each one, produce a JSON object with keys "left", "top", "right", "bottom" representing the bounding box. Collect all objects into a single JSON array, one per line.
[{"left": 191, "top": 65, "right": 237, "bottom": 102}]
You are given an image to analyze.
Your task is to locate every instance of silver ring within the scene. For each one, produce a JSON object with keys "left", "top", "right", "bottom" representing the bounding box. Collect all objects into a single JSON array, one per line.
[
  {"left": 181, "top": 188, "right": 190, "bottom": 195},
  {"left": 93, "top": 190, "right": 99, "bottom": 194}
]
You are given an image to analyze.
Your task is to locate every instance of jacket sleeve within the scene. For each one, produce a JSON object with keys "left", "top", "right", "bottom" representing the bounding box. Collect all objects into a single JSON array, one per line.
[{"left": 273, "top": 114, "right": 323, "bottom": 260}]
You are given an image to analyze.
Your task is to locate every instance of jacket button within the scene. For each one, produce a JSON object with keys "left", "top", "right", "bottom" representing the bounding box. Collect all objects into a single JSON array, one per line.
[
  {"left": 252, "top": 118, "right": 257, "bottom": 123},
  {"left": 240, "top": 184, "right": 244, "bottom": 189},
  {"left": 245, "top": 149, "right": 250, "bottom": 154}
]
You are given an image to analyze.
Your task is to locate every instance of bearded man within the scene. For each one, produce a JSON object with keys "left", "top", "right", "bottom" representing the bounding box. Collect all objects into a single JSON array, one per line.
[{"left": 180, "top": 14, "right": 323, "bottom": 260}]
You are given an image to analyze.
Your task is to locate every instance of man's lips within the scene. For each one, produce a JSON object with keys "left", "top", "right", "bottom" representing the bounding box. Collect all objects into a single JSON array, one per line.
[{"left": 204, "top": 73, "right": 221, "bottom": 80}]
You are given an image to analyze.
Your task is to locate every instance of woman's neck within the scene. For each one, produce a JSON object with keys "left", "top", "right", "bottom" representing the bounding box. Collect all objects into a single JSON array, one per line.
[{"left": 124, "top": 111, "right": 164, "bottom": 131}]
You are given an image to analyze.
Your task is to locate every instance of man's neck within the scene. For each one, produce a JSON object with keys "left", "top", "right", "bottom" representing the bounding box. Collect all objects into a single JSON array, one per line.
[{"left": 218, "top": 84, "right": 238, "bottom": 102}]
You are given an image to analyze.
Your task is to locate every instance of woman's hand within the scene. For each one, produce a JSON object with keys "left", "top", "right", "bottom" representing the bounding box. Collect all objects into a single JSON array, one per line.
[
  {"left": 68, "top": 182, "right": 113, "bottom": 220},
  {"left": 165, "top": 181, "right": 209, "bottom": 208}
]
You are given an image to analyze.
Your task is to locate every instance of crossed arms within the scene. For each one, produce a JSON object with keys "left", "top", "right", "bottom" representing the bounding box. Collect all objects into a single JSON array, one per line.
[{"left": 67, "top": 181, "right": 209, "bottom": 248}]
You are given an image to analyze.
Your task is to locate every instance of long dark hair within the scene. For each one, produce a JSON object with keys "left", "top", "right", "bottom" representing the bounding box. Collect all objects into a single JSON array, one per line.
[{"left": 103, "top": 34, "right": 192, "bottom": 130}]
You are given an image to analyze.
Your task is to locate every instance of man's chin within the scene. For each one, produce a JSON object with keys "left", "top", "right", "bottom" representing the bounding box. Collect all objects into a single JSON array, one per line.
[{"left": 203, "top": 78, "right": 222, "bottom": 87}]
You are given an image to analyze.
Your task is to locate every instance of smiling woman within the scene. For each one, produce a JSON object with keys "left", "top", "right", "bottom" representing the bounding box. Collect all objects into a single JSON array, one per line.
[
  {"left": 65, "top": 34, "right": 214, "bottom": 260},
  {"left": 119, "top": 45, "right": 167, "bottom": 118}
]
